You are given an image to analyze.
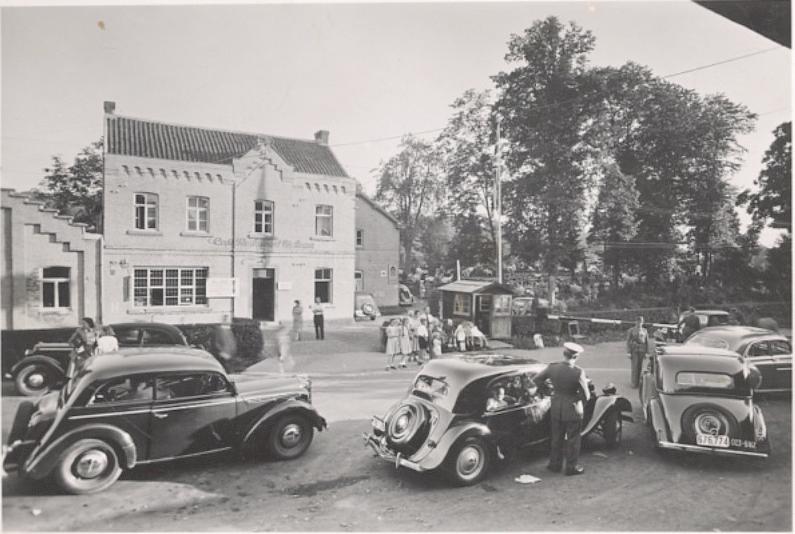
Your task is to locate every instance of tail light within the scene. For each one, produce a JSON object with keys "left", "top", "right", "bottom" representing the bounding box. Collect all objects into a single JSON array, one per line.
[{"left": 753, "top": 406, "right": 767, "bottom": 441}]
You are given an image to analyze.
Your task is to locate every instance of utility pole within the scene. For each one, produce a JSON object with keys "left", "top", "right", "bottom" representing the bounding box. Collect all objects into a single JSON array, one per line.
[{"left": 495, "top": 116, "right": 503, "bottom": 284}]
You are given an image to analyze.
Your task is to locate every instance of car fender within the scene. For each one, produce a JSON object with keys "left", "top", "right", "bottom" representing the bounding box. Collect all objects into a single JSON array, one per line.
[
  {"left": 648, "top": 398, "right": 670, "bottom": 444},
  {"left": 413, "top": 422, "right": 492, "bottom": 471},
  {"left": 241, "top": 399, "right": 327, "bottom": 445},
  {"left": 581, "top": 396, "right": 633, "bottom": 436},
  {"left": 24, "top": 424, "right": 137, "bottom": 480},
  {"left": 10, "top": 355, "right": 65, "bottom": 378}
]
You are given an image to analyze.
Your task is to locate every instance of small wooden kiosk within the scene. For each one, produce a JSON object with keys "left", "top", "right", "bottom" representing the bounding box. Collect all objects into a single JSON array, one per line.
[{"left": 437, "top": 280, "right": 514, "bottom": 339}]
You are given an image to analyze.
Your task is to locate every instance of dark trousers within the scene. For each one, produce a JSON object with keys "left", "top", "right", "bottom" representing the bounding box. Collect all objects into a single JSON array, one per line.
[
  {"left": 313, "top": 314, "right": 324, "bottom": 340},
  {"left": 549, "top": 416, "right": 582, "bottom": 469}
]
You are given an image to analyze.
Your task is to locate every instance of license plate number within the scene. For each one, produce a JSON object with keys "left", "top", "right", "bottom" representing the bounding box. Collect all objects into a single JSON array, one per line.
[
  {"left": 371, "top": 417, "right": 385, "bottom": 433},
  {"left": 696, "top": 434, "right": 730, "bottom": 448}
]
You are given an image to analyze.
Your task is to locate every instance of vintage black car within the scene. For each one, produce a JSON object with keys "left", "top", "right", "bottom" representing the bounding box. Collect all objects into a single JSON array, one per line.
[
  {"left": 364, "top": 354, "right": 632, "bottom": 486},
  {"left": 684, "top": 326, "right": 791, "bottom": 393},
  {"left": 7, "top": 322, "right": 190, "bottom": 396},
  {"left": 2, "top": 347, "right": 326, "bottom": 494},
  {"left": 639, "top": 344, "right": 769, "bottom": 458}
]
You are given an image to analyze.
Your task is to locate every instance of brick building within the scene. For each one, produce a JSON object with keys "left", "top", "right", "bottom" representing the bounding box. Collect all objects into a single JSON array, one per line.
[{"left": 354, "top": 190, "right": 400, "bottom": 307}]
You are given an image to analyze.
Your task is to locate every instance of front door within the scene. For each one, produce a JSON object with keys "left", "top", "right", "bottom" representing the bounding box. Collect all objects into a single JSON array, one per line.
[
  {"left": 252, "top": 269, "right": 275, "bottom": 321},
  {"left": 148, "top": 372, "right": 237, "bottom": 460}
]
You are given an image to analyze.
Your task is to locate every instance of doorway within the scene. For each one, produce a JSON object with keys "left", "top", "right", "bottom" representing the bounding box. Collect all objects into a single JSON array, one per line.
[{"left": 252, "top": 268, "right": 275, "bottom": 321}]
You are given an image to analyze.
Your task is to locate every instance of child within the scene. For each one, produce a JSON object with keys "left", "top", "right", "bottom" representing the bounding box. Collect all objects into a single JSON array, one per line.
[{"left": 430, "top": 327, "right": 443, "bottom": 360}]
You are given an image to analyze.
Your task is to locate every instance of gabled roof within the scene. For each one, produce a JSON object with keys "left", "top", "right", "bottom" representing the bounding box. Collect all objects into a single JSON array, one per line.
[
  {"left": 356, "top": 190, "right": 399, "bottom": 226},
  {"left": 105, "top": 114, "right": 349, "bottom": 178},
  {"left": 438, "top": 280, "right": 514, "bottom": 295}
]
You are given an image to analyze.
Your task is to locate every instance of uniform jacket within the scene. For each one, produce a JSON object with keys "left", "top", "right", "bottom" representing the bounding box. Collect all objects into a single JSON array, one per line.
[
  {"left": 534, "top": 361, "right": 590, "bottom": 422},
  {"left": 627, "top": 325, "right": 649, "bottom": 353}
]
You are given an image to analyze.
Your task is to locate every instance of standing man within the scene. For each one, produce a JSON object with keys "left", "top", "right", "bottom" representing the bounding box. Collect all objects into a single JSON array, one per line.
[
  {"left": 680, "top": 306, "right": 702, "bottom": 341},
  {"left": 626, "top": 316, "right": 649, "bottom": 388},
  {"left": 311, "top": 297, "right": 325, "bottom": 340},
  {"left": 533, "top": 342, "right": 590, "bottom": 476}
]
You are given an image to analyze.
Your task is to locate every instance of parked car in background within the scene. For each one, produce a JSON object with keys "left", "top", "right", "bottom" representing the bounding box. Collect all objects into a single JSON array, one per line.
[
  {"left": 2, "top": 346, "right": 326, "bottom": 494},
  {"left": 354, "top": 292, "right": 381, "bottom": 321},
  {"left": 639, "top": 344, "right": 769, "bottom": 458},
  {"left": 676, "top": 310, "right": 730, "bottom": 341},
  {"left": 398, "top": 284, "right": 415, "bottom": 307},
  {"left": 364, "top": 354, "right": 632, "bottom": 486},
  {"left": 6, "top": 323, "right": 190, "bottom": 397},
  {"left": 684, "top": 326, "right": 792, "bottom": 393}
]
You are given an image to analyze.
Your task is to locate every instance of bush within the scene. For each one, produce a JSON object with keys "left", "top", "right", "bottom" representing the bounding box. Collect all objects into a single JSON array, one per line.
[{"left": 178, "top": 318, "right": 267, "bottom": 373}]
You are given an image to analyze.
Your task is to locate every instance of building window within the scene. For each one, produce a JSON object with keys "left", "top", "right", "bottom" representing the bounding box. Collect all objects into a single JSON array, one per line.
[
  {"left": 134, "top": 193, "right": 158, "bottom": 230},
  {"left": 186, "top": 196, "right": 209, "bottom": 232},
  {"left": 254, "top": 200, "right": 274, "bottom": 235},
  {"left": 133, "top": 267, "right": 208, "bottom": 307},
  {"left": 354, "top": 270, "right": 363, "bottom": 292},
  {"left": 314, "top": 268, "right": 332, "bottom": 303},
  {"left": 356, "top": 229, "right": 363, "bottom": 247},
  {"left": 315, "top": 205, "right": 333, "bottom": 237},
  {"left": 42, "top": 266, "right": 70, "bottom": 308},
  {"left": 453, "top": 293, "right": 471, "bottom": 316}
]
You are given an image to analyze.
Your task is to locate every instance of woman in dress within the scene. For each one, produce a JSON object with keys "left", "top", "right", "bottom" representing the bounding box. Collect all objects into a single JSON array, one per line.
[
  {"left": 399, "top": 316, "right": 413, "bottom": 367},
  {"left": 384, "top": 319, "right": 401, "bottom": 370}
]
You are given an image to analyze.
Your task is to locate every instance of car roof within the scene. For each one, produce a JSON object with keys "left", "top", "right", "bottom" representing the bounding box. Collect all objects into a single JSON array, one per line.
[
  {"left": 110, "top": 322, "right": 182, "bottom": 331},
  {"left": 80, "top": 346, "right": 222, "bottom": 381},
  {"left": 685, "top": 326, "right": 788, "bottom": 351},
  {"left": 658, "top": 344, "right": 745, "bottom": 372},
  {"left": 420, "top": 354, "right": 544, "bottom": 384}
]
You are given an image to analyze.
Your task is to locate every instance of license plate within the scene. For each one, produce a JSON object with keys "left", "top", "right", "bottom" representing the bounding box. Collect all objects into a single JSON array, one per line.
[
  {"left": 696, "top": 434, "right": 730, "bottom": 448},
  {"left": 371, "top": 417, "right": 385, "bottom": 433}
]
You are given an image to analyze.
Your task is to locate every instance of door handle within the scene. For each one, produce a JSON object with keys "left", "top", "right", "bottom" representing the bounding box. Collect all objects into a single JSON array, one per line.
[{"left": 153, "top": 412, "right": 168, "bottom": 419}]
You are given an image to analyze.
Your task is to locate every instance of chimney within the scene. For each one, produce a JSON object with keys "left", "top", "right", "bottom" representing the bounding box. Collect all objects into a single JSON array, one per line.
[
  {"left": 104, "top": 101, "right": 116, "bottom": 114},
  {"left": 314, "top": 130, "right": 329, "bottom": 145}
]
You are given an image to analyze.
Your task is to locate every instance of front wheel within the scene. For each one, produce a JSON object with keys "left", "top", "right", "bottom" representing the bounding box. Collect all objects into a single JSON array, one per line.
[
  {"left": 267, "top": 414, "right": 314, "bottom": 460},
  {"left": 52, "top": 439, "right": 122, "bottom": 494},
  {"left": 15, "top": 363, "right": 60, "bottom": 397},
  {"left": 445, "top": 436, "right": 491, "bottom": 486},
  {"left": 602, "top": 409, "right": 622, "bottom": 448}
]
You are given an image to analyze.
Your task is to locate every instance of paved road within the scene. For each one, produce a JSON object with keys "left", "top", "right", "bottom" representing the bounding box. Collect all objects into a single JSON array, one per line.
[{"left": 2, "top": 341, "right": 791, "bottom": 531}]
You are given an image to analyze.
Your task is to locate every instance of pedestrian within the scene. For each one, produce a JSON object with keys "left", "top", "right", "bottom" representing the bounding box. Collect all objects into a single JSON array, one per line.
[
  {"left": 533, "top": 342, "right": 590, "bottom": 476},
  {"left": 399, "top": 316, "right": 413, "bottom": 367},
  {"left": 213, "top": 322, "right": 237, "bottom": 372},
  {"left": 95, "top": 325, "right": 119, "bottom": 354},
  {"left": 728, "top": 307, "right": 745, "bottom": 326},
  {"left": 275, "top": 322, "right": 295, "bottom": 373},
  {"left": 416, "top": 317, "right": 429, "bottom": 362},
  {"left": 68, "top": 317, "right": 99, "bottom": 377},
  {"left": 626, "top": 316, "right": 649, "bottom": 388},
  {"left": 430, "top": 327, "right": 443, "bottom": 360},
  {"left": 680, "top": 306, "right": 701, "bottom": 341},
  {"left": 423, "top": 305, "right": 439, "bottom": 330},
  {"left": 292, "top": 300, "right": 304, "bottom": 341},
  {"left": 408, "top": 310, "right": 420, "bottom": 360},
  {"left": 455, "top": 321, "right": 467, "bottom": 351},
  {"left": 384, "top": 319, "right": 401, "bottom": 370},
  {"left": 443, "top": 319, "right": 455, "bottom": 351},
  {"left": 311, "top": 297, "right": 325, "bottom": 340}
]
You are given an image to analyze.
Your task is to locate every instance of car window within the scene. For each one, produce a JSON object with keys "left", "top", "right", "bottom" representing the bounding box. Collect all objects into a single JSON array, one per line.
[
  {"left": 156, "top": 373, "right": 230, "bottom": 399},
  {"left": 90, "top": 376, "right": 155, "bottom": 404},
  {"left": 142, "top": 328, "right": 178, "bottom": 345},
  {"left": 708, "top": 315, "right": 729, "bottom": 326},
  {"left": 748, "top": 342, "right": 770, "bottom": 357},
  {"left": 115, "top": 327, "right": 141, "bottom": 346},
  {"left": 769, "top": 340, "right": 791, "bottom": 356}
]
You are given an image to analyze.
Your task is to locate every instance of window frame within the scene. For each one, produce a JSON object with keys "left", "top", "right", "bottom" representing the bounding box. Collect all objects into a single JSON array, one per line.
[
  {"left": 453, "top": 293, "right": 472, "bottom": 316},
  {"left": 154, "top": 372, "right": 233, "bottom": 401},
  {"left": 354, "top": 270, "right": 364, "bottom": 291},
  {"left": 356, "top": 229, "right": 363, "bottom": 247},
  {"left": 134, "top": 192, "right": 159, "bottom": 231},
  {"left": 253, "top": 199, "right": 274, "bottom": 235},
  {"left": 315, "top": 204, "right": 334, "bottom": 237},
  {"left": 133, "top": 267, "right": 208, "bottom": 308},
  {"left": 186, "top": 196, "right": 210, "bottom": 233},
  {"left": 41, "top": 266, "right": 71, "bottom": 309},
  {"left": 314, "top": 268, "right": 333, "bottom": 303}
]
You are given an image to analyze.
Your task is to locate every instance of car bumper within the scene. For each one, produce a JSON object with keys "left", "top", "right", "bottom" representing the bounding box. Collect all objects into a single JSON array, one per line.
[
  {"left": 657, "top": 440, "right": 768, "bottom": 458},
  {"left": 2, "top": 440, "right": 37, "bottom": 476},
  {"left": 362, "top": 433, "right": 426, "bottom": 472}
]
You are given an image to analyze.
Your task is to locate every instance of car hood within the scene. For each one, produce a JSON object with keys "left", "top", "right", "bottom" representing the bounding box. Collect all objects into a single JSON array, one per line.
[{"left": 229, "top": 371, "right": 307, "bottom": 399}]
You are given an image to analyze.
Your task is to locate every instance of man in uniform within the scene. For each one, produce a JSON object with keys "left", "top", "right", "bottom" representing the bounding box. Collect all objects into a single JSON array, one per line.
[
  {"left": 533, "top": 342, "right": 590, "bottom": 476},
  {"left": 626, "top": 316, "right": 649, "bottom": 388}
]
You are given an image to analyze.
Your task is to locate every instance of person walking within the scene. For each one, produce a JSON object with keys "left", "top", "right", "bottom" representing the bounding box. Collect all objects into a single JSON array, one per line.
[
  {"left": 292, "top": 300, "right": 304, "bottom": 341},
  {"left": 533, "top": 342, "right": 590, "bottom": 476},
  {"left": 626, "top": 316, "right": 649, "bottom": 388},
  {"left": 311, "top": 297, "right": 325, "bottom": 340}
]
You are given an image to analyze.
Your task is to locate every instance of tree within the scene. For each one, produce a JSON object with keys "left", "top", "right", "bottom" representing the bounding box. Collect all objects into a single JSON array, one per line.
[
  {"left": 417, "top": 214, "right": 452, "bottom": 271},
  {"left": 739, "top": 121, "right": 791, "bottom": 230},
  {"left": 589, "top": 162, "right": 640, "bottom": 288},
  {"left": 493, "top": 17, "right": 601, "bottom": 301},
  {"left": 36, "top": 140, "right": 104, "bottom": 232},
  {"left": 374, "top": 135, "right": 445, "bottom": 270}
]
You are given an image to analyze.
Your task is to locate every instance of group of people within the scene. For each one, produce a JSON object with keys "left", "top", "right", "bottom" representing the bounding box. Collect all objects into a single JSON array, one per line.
[
  {"left": 69, "top": 317, "right": 120, "bottom": 358},
  {"left": 383, "top": 308, "right": 442, "bottom": 370},
  {"left": 291, "top": 297, "right": 327, "bottom": 341}
]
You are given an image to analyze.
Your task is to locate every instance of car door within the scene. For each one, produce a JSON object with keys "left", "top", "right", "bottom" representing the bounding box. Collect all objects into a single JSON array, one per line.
[
  {"left": 747, "top": 339, "right": 792, "bottom": 391},
  {"left": 67, "top": 374, "right": 155, "bottom": 460},
  {"left": 147, "top": 371, "right": 238, "bottom": 460}
]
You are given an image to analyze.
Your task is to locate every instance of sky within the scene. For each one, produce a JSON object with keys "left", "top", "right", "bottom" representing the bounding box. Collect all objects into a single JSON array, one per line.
[{"left": 1, "top": 1, "right": 791, "bottom": 246}]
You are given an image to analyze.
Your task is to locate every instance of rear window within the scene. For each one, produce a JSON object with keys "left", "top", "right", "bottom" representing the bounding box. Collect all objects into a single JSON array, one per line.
[
  {"left": 686, "top": 333, "right": 729, "bottom": 350},
  {"left": 676, "top": 372, "right": 733, "bottom": 389},
  {"left": 413, "top": 375, "right": 450, "bottom": 401}
]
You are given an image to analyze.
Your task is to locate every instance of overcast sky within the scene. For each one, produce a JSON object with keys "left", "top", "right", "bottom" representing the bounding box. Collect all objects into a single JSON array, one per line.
[{"left": 1, "top": 1, "right": 791, "bottom": 245}]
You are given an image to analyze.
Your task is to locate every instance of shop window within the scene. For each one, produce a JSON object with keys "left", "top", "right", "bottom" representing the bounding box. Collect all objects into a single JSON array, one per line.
[
  {"left": 42, "top": 266, "right": 70, "bottom": 308},
  {"left": 186, "top": 196, "right": 209, "bottom": 232},
  {"left": 134, "top": 267, "right": 208, "bottom": 307},
  {"left": 134, "top": 193, "right": 158, "bottom": 230},
  {"left": 315, "top": 268, "right": 333, "bottom": 303},
  {"left": 453, "top": 294, "right": 471, "bottom": 316},
  {"left": 315, "top": 205, "right": 333, "bottom": 237},
  {"left": 254, "top": 200, "right": 274, "bottom": 235},
  {"left": 356, "top": 229, "right": 363, "bottom": 247}
]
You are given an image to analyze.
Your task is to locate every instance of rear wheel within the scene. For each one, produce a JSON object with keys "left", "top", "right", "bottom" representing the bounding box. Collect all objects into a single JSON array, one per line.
[
  {"left": 267, "top": 414, "right": 314, "bottom": 460},
  {"left": 602, "top": 409, "right": 622, "bottom": 448},
  {"left": 15, "top": 363, "right": 59, "bottom": 397},
  {"left": 445, "top": 436, "right": 491, "bottom": 486},
  {"left": 52, "top": 439, "right": 122, "bottom": 495},
  {"left": 681, "top": 405, "right": 738, "bottom": 443}
]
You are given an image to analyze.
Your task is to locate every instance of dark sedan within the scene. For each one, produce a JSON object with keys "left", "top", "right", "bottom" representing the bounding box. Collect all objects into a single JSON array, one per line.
[
  {"left": 7, "top": 322, "right": 190, "bottom": 396},
  {"left": 2, "top": 346, "right": 326, "bottom": 494},
  {"left": 684, "top": 326, "right": 791, "bottom": 393}
]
